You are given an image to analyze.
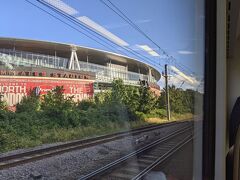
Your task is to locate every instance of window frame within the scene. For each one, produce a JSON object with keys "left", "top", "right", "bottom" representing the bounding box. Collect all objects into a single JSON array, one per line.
[{"left": 203, "top": 0, "right": 217, "bottom": 179}]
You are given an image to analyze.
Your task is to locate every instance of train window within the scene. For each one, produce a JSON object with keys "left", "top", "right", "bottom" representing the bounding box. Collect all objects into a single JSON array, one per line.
[{"left": 0, "top": 0, "right": 211, "bottom": 179}]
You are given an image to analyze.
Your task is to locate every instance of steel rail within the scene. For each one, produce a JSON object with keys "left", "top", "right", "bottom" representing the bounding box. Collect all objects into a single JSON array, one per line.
[
  {"left": 132, "top": 135, "right": 193, "bottom": 180},
  {"left": 0, "top": 120, "right": 190, "bottom": 170},
  {"left": 78, "top": 124, "right": 192, "bottom": 180}
]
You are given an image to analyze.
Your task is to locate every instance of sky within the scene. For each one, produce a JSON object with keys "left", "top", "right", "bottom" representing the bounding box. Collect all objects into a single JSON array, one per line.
[{"left": 0, "top": 0, "right": 205, "bottom": 90}]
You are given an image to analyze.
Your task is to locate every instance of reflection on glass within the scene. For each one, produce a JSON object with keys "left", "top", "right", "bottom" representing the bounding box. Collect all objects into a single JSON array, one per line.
[{"left": 0, "top": 0, "right": 204, "bottom": 179}]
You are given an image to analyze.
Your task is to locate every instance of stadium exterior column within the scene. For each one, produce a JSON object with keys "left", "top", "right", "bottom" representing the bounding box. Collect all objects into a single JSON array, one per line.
[
  {"left": 87, "top": 55, "right": 89, "bottom": 71},
  {"left": 68, "top": 45, "right": 80, "bottom": 70},
  {"left": 148, "top": 67, "right": 152, "bottom": 82}
]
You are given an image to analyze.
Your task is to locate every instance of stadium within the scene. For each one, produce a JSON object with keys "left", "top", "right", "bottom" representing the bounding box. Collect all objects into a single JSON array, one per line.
[{"left": 0, "top": 37, "right": 161, "bottom": 107}]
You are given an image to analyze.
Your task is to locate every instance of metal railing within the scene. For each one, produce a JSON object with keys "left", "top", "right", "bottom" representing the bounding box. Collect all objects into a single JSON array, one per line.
[
  {"left": 0, "top": 48, "right": 157, "bottom": 85},
  {"left": 0, "top": 48, "right": 68, "bottom": 69}
]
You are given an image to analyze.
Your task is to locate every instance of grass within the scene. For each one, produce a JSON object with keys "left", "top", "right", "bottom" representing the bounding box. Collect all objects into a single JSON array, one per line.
[
  {"left": 0, "top": 113, "right": 193, "bottom": 153},
  {"left": 54, "top": 114, "right": 190, "bottom": 142},
  {"left": 38, "top": 113, "right": 193, "bottom": 144}
]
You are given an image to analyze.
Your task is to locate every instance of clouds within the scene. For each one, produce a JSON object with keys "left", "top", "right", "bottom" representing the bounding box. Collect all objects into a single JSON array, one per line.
[
  {"left": 137, "top": 45, "right": 160, "bottom": 56},
  {"left": 43, "top": 0, "right": 78, "bottom": 15},
  {"left": 163, "top": 74, "right": 201, "bottom": 91},
  {"left": 77, "top": 16, "right": 129, "bottom": 46},
  {"left": 177, "top": 50, "right": 195, "bottom": 55},
  {"left": 169, "top": 66, "right": 197, "bottom": 84},
  {"left": 160, "top": 65, "right": 202, "bottom": 92}
]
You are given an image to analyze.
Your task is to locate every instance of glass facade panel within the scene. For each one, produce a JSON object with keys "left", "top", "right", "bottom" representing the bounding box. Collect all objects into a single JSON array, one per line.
[{"left": 0, "top": 48, "right": 156, "bottom": 85}]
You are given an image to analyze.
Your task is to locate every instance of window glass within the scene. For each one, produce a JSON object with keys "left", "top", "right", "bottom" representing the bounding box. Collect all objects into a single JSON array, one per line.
[{"left": 0, "top": 0, "right": 204, "bottom": 179}]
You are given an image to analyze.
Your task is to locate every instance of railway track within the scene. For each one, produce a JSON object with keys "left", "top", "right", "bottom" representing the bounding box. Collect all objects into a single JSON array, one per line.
[
  {"left": 79, "top": 124, "right": 193, "bottom": 180},
  {"left": 0, "top": 120, "right": 190, "bottom": 170}
]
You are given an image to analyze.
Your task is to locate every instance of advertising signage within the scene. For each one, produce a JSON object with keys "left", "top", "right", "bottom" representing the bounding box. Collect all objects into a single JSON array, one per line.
[
  {"left": 0, "top": 67, "right": 95, "bottom": 80},
  {"left": 0, "top": 76, "right": 94, "bottom": 107}
]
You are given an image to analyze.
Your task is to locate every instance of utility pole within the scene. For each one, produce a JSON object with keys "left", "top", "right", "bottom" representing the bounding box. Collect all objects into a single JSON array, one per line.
[{"left": 164, "top": 64, "right": 171, "bottom": 120}]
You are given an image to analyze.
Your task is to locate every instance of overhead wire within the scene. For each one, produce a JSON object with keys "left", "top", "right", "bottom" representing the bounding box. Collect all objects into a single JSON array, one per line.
[
  {"left": 36, "top": 0, "right": 165, "bottom": 70},
  {"left": 100, "top": 0, "right": 168, "bottom": 56},
  {"left": 27, "top": 0, "right": 196, "bottom": 81},
  {"left": 100, "top": 0, "right": 202, "bottom": 91},
  {"left": 100, "top": 0, "right": 195, "bottom": 77},
  {"left": 169, "top": 71, "right": 196, "bottom": 88},
  {"left": 26, "top": 0, "right": 159, "bottom": 69},
  {"left": 24, "top": 0, "right": 120, "bottom": 54},
  {"left": 24, "top": 0, "right": 201, "bottom": 92}
]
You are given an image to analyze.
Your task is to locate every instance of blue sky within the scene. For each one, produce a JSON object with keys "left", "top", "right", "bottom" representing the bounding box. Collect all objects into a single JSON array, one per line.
[{"left": 0, "top": 0, "right": 205, "bottom": 89}]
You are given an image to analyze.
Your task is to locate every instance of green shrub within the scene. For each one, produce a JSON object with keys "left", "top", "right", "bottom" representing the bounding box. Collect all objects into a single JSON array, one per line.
[
  {"left": 0, "top": 80, "right": 198, "bottom": 152},
  {"left": 77, "top": 99, "right": 96, "bottom": 110}
]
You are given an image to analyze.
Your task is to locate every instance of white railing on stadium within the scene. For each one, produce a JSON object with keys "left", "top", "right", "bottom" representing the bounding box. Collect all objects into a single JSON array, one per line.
[{"left": 0, "top": 48, "right": 157, "bottom": 84}]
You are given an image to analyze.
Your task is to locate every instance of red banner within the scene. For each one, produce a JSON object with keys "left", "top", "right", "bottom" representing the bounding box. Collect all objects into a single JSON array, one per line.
[{"left": 0, "top": 76, "right": 94, "bottom": 106}]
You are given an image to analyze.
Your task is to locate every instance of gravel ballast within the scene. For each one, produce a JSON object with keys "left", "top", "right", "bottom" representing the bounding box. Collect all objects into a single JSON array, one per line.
[{"left": 0, "top": 122, "right": 189, "bottom": 180}]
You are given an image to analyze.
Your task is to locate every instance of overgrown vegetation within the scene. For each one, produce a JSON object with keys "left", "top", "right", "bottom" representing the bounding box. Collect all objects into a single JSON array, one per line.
[{"left": 0, "top": 79, "right": 202, "bottom": 152}]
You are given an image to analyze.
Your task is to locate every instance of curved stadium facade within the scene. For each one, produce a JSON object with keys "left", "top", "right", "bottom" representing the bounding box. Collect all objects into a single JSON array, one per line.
[{"left": 0, "top": 38, "right": 161, "bottom": 107}]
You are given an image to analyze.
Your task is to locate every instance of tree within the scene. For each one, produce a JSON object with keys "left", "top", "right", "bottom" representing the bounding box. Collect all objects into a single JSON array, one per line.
[
  {"left": 123, "top": 85, "right": 140, "bottom": 112},
  {"left": 41, "top": 86, "right": 79, "bottom": 127},
  {"left": 94, "top": 90, "right": 111, "bottom": 105},
  {"left": 77, "top": 99, "right": 96, "bottom": 111},
  {"left": 111, "top": 79, "right": 127, "bottom": 103},
  {"left": 16, "top": 90, "right": 40, "bottom": 113},
  {"left": 111, "top": 79, "right": 141, "bottom": 112},
  {"left": 138, "top": 85, "right": 157, "bottom": 113},
  {"left": 158, "top": 85, "right": 203, "bottom": 114},
  {"left": 0, "top": 94, "right": 7, "bottom": 110}
]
